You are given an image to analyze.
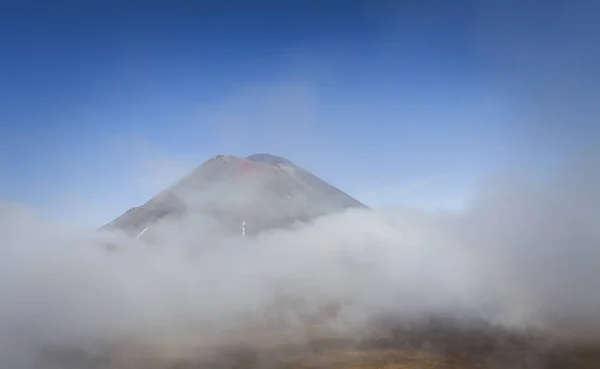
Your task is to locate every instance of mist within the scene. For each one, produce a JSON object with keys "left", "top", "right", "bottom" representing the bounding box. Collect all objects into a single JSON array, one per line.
[{"left": 1, "top": 151, "right": 599, "bottom": 368}]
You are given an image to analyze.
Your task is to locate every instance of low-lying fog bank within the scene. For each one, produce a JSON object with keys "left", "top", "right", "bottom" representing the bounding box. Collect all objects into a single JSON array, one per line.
[{"left": 1, "top": 155, "right": 599, "bottom": 368}]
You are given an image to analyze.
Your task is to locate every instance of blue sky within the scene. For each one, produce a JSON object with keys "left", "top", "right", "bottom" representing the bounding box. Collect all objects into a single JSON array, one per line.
[{"left": 1, "top": 1, "right": 598, "bottom": 226}]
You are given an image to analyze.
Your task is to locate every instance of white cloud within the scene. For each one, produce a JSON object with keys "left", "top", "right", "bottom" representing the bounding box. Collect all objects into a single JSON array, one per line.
[{"left": 1, "top": 151, "right": 600, "bottom": 367}]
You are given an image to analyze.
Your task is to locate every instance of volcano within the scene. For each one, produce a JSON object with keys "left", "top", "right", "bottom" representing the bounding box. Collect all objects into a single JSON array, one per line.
[{"left": 101, "top": 153, "right": 366, "bottom": 238}]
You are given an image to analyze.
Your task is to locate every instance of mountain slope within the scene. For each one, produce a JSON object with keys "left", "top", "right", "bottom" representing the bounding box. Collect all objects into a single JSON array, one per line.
[{"left": 101, "top": 153, "right": 366, "bottom": 238}]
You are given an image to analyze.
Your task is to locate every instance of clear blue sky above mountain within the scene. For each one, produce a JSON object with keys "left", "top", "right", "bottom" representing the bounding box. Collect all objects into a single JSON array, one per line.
[{"left": 1, "top": 1, "right": 598, "bottom": 225}]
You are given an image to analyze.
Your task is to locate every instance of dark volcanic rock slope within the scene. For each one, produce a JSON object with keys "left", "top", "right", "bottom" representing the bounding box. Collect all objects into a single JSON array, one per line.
[{"left": 102, "top": 153, "right": 366, "bottom": 237}]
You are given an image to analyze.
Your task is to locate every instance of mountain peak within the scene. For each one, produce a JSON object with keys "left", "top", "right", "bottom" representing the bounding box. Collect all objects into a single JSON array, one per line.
[
  {"left": 102, "top": 153, "right": 366, "bottom": 237},
  {"left": 246, "top": 153, "right": 293, "bottom": 166}
]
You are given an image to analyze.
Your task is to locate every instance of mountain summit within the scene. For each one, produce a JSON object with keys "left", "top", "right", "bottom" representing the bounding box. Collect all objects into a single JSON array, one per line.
[{"left": 102, "top": 153, "right": 366, "bottom": 238}]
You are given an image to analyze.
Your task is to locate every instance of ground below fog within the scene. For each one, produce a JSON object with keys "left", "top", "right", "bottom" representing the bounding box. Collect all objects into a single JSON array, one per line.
[{"left": 36, "top": 322, "right": 600, "bottom": 369}]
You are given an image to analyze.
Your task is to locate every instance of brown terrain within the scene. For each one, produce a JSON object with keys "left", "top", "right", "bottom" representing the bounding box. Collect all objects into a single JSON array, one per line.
[
  {"left": 34, "top": 333, "right": 600, "bottom": 368},
  {"left": 35, "top": 314, "right": 600, "bottom": 368}
]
